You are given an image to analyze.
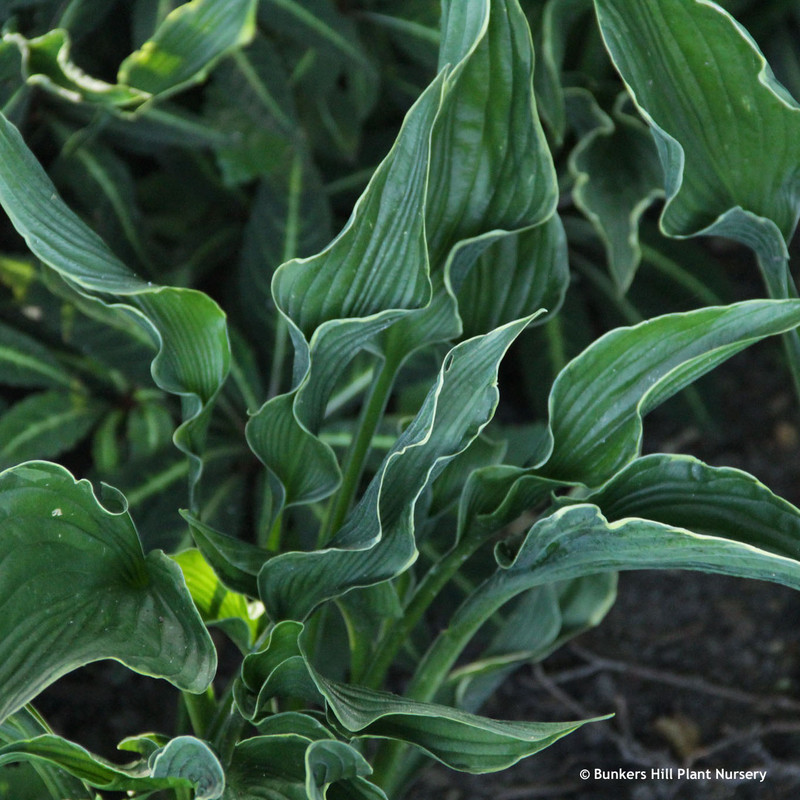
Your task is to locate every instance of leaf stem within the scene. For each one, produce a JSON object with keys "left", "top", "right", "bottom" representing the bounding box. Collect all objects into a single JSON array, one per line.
[
  {"left": 757, "top": 253, "right": 800, "bottom": 405},
  {"left": 264, "top": 509, "right": 283, "bottom": 551},
  {"left": 181, "top": 687, "right": 217, "bottom": 739},
  {"left": 268, "top": 153, "right": 304, "bottom": 399},
  {"left": 362, "top": 538, "right": 483, "bottom": 689},
  {"left": 319, "top": 352, "right": 399, "bottom": 545},
  {"left": 372, "top": 579, "right": 513, "bottom": 793}
]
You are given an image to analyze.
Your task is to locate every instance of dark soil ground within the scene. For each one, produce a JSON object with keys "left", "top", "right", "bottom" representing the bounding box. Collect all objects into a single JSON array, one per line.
[{"left": 33, "top": 342, "right": 800, "bottom": 800}]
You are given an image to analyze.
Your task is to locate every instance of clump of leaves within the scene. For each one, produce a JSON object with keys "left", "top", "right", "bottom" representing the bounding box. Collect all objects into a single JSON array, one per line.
[{"left": 3, "top": 0, "right": 800, "bottom": 797}]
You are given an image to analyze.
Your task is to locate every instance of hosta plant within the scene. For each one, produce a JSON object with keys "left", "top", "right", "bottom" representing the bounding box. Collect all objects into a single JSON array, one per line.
[{"left": 2, "top": 0, "right": 800, "bottom": 797}]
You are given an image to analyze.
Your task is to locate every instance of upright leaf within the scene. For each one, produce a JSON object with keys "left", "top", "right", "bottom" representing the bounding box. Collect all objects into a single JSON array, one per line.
[
  {"left": 542, "top": 300, "right": 800, "bottom": 485},
  {"left": 593, "top": 0, "right": 800, "bottom": 321},
  {"left": 387, "top": 0, "right": 560, "bottom": 353},
  {"left": 246, "top": 69, "right": 447, "bottom": 507},
  {"left": 258, "top": 317, "right": 537, "bottom": 621},
  {"left": 568, "top": 93, "right": 664, "bottom": 292}
]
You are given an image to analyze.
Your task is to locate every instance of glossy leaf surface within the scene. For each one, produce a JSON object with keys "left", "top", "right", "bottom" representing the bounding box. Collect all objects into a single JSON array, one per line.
[{"left": 0, "top": 462, "right": 215, "bottom": 724}]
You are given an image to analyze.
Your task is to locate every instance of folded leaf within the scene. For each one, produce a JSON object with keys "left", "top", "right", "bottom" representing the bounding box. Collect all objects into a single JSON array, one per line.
[
  {"left": 594, "top": 0, "right": 800, "bottom": 263},
  {"left": 246, "top": 68, "right": 446, "bottom": 507},
  {"left": 0, "top": 733, "right": 222, "bottom": 797},
  {"left": 0, "top": 708, "right": 93, "bottom": 800},
  {"left": 258, "top": 317, "right": 536, "bottom": 621},
  {"left": 149, "top": 736, "right": 225, "bottom": 800},
  {"left": 568, "top": 93, "right": 663, "bottom": 292},
  {"left": 5, "top": 29, "right": 146, "bottom": 106},
  {"left": 235, "top": 621, "right": 322, "bottom": 721},
  {"left": 119, "top": 0, "right": 258, "bottom": 97},
  {"left": 224, "top": 733, "right": 386, "bottom": 800},
  {"left": 542, "top": 300, "right": 800, "bottom": 485},
  {"left": 387, "top": 0, "right": 560, "bottom": 353},
  {"left": 585, "top": 453, "right": 800, "bottom": 559},
  {"left": 310, "top": 670, "right": 602, "bottom": 773},
  {"left": 0, "top": 462, "right": 215, "bottom": 724}
]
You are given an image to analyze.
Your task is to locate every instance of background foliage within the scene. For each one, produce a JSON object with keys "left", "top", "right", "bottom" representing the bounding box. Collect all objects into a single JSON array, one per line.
[{"left": 2, "top": 0, "right": 800, "bottom": 798}]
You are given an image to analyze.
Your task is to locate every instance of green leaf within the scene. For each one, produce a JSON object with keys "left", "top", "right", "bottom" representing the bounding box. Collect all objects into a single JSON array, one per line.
[
  {"left": 237, "top": 155, "right": 332, "bottom": 347},
  {"left": 457, "top": 215, "right": 569, "bottom": 338},
  {"left": 304, "top": 740, "right": 380, "bottom": 800},
  {"left": 450, "top": 585, "right": 563, "bottom": 711},
  {"left": 0, "top": 709, "right": 93, "bottom": 800},
  {"left": 0, "top": 321, "right": 74, "bottom": 389},
  {"left": 172, "top": 548, "right": 259, "bottom": 652},
  {"left": 246, "top": 68, "right": 447, "bottom": 507},
  {"left": 150, "top": 736, "right": 225, "bottom": 800},
  {"left": 310, "top": 670, "right": 603, "bottom": 774},
  {"left": 386, "top": 0, "right": 560, "bottom": 354},
  {"left": 4, "top": 29, "right": 146, "bottom": 106},
  {"left": 258, "top": 317, "right": 536, "bottom": 621},
  {"left": 585, "top": 453, "right": 800, "bottom": 560},
  {"left": 428, "top": 432, "right": 507, "bottom": 517},
  {"left": 0, "top": 390, "right": 105, "bottom": 470},
  {"left": 224, "top": 734, "right": 386, "bottom": 800},
  {"left": 428, "top": 0, "right": 557, "bottom": 260},
  {"left": 337, "top": 583, "right": 403, "bottom": 683},
  {"left": 542, "top": 300, "right": 800, "bottom": 486},
  {"left": 0, "top": 112, "right": 230, "bottom": 501},
  {"left": 0, "top": 36, "right": 27, "bottom": 119},
  {"left": 534, "top": 0, "right": 592, "bottom": 143},
  {"left": 257, "top": 0, "right": 378, "bottom": 160},
  {"left": 126, "top": 397, "right": 175, "bottom": 461},
  {"left": 455, "top": 462, "right": 563, "bottom": 553},
  {"left": 496, "top": 502, "right": 800, "bottom": 594},
  {"left": 235, "top": 621, "right": 323, "bottom": 722},
  {"left": 0, "top": 733, "right": 222, "bottom": 796},
  {"left": 49, "top": 129, "right": 155, "bottom": 274},
  {"left": 261, "top": 0, "right": 372, "bottom": 69},
  {"left": 0, "top": 461, "right": 215, "bottom": 724},
  {"left": 451, "top": 574, "right": 616, "bottom": 712},
  {"left": 206, "top": 35, "right": 300, "bottom": 185},
  {"left": 593, "top": 0, "right": 800, "bottom": 263},
  {"left": 182, "top": 512, "right": 268, "bottom": 598},
  {"left": 119, "top": 0, "right": 258, "bottom": 97},
  {"left": 568, "top": 92, "right": 664, "bottom": 292},
  {"left": 413, "top": 499, "right": 800, "bottom": 706}
]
